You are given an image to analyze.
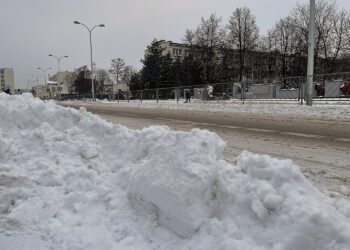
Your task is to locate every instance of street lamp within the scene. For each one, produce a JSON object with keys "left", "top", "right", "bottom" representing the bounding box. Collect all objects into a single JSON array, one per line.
[
  {"left": 27, "top": 80, "right": 31, "bottom": 91},
  {"left": 49, "top": 55, "right": 68, "bottom": 101},
  {"left": 74, "top": 20, "right": 105, "bottom": 101},
  {"left": 37, "top": 67, "right": 52, "bottom": 99},
  {"left": 37, "top": 67, "right": 52, "bottom": 85},
  {"left": 32, "top": 74, "right": 41, "bottom": 85},
  {"left": 26, "top": 79, "right": 35, "bottom": 93},
  {"left": 48, "top": 54, "right": 68, "bottom": 86}
]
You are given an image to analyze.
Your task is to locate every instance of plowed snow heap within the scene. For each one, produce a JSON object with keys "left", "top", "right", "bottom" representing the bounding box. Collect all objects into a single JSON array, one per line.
[{"left": 0, "top": 93, "right": 350, "bottom": 250}]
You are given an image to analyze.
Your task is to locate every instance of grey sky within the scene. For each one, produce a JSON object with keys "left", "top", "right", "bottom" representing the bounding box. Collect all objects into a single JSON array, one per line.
[{"left": 1, "top": 0, "right": 350, "bottom": 88}]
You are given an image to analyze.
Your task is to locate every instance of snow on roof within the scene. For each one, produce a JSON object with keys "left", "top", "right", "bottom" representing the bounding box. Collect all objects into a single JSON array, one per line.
[{"left": 0, "top": 93, "right": 350, "bottom": 249}]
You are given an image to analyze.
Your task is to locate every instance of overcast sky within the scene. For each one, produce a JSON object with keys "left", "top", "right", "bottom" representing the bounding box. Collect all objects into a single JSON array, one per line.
[{"left": 1, "top": 0, "right": 350, "bottom": 88}]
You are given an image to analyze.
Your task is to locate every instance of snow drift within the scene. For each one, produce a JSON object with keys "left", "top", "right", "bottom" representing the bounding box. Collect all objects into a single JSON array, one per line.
[{"left": 0, "top": 93, "right": 350, "bottom": 250}]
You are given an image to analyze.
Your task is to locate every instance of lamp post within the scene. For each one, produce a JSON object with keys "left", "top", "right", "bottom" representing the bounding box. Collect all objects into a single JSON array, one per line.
[
  {"left": 37, "top": 67, "right": 51, "bottom": 85},
  {"left": 306, "top": 0, "right": 316, "bottom": 106},
  {"left": 37, "top": 67, "right": 52, "bottom": 99},
  {"left": 28, "top": 79, "right": 35, "bottom": 93},
  {"left": 27, "top": 80, "right": 31, "bottom": 91},
  {"left": 74, "top": 21, "right": 105, "bottom": 101},
  {"left": 48, "top": 54, "right": 68, "bottom": 86},
  {"left": 49, "top": 55, "right": 68, "bottom": 100},
  {"left": 32, "top": 74, "right": 41, "bottom": 85}
]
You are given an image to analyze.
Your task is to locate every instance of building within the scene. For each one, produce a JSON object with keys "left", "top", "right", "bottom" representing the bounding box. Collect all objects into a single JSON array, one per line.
[
  {"left": 145, "top": 40, "right": 190, "bottom": 61},
  {"left": 0, "top": 68, "right": 14, "bottom": 94},
  {"left": 159, "top": 40, "right": 189, "bottom": 60},
  {"left": 49, "top": 71, "right": 76, "bottom": 95},
  {"left": 47, "top": 81, "right": 60, "bottom": 98},
  {"left": 32, "top": 85, "right": 50, "bottom": 99},
  {"left": 112, "top": 83, "right": 129, "bottom": 93}
]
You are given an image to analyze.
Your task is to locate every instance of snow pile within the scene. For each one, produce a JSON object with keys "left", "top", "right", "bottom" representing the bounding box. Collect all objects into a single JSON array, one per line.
[
  {"left": 89, "top": 99, "right": 350, "bottom": 121},
  {"left": 1, "top": 93, "right": 350, "bottom": 250}
]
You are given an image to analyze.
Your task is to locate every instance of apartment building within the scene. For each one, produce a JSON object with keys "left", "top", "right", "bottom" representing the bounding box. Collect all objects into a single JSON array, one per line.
[
  {"left": 0, "top": 68, "right": 14, "bottom": 93},
  {"left": 145, "top": 40, "right": 189, "bottom": 61},
  {"left": 49, "top": 71, "right": 75, "bottom": 94},
  {"left": 160, "top": 40, "right": 189, "bottom": 60}
]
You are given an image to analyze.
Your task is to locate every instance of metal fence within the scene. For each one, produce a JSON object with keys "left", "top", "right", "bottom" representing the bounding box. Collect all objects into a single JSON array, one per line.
[{"left": 60, "top": 72, "right": 350, "bottom": 104}]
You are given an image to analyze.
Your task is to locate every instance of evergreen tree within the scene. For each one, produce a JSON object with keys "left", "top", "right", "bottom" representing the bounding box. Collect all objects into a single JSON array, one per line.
[
  {"left": 170, "top": 57, "right": 185, "bottom": 87},
  {"left": 141, "top": 39, "right": 172, "bottom": 89},
  {"left": 182, "top": 53, "right": 205, "bottom": 86},
  {"left": 129, "top": 71, "right": 142, "bottom": 90}
]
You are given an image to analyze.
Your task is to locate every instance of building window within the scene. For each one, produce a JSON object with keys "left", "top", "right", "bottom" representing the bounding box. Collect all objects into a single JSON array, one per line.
[{"left": 173, "top": 48, "right": 182, "bottom": 57}]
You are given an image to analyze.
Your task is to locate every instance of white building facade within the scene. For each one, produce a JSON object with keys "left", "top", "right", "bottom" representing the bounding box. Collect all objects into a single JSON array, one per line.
[{"left": 0, "top": 68, "right": 14, "bottom": 93}]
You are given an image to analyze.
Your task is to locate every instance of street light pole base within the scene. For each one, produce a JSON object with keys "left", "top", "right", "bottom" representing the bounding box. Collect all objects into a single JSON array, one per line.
[{"left": 306, "top": 94, "right": 313, "bottom": 106}]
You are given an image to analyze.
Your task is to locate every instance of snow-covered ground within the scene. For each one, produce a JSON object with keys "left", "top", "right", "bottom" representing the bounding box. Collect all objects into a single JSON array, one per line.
[
  {"left": 1, "top": 93, "right": 350, "bottom": 250},
  {"left": 67, "top": 99, "right": 350, "bottom": 121}
]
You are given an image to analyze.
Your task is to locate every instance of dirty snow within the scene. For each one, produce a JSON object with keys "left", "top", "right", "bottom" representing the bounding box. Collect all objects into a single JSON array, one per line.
[
  {"left": 65, "top": 99, "right": 350, "bottom": 121},
  {"left": 1, "top": 93, "right": 350, "bottom": 250}
]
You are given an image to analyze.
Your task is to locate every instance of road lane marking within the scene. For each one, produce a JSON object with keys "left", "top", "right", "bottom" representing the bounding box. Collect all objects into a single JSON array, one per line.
[
  {"left": 246, "top": 128, "right": 275, "bottom": 133},
  {"left": 114, "top": 112, "right": 138, "bottom": 117},
  {"left": 280, "top": 132, "right": 326, "bottom": 139},
  {"left": 218, "top": 125, "right": 241, "bottom": 129},
  {"left": 334, "top": 138, "right": 350, "bottom": 142}
]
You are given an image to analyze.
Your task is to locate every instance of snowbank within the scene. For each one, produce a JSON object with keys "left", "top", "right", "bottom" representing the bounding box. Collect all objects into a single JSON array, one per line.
[
  {"left": 88, "top": 99, "right": 350, "bottom": 121},
  {"left": 1, "top": 93, "right": 350, "bottom": 250}
]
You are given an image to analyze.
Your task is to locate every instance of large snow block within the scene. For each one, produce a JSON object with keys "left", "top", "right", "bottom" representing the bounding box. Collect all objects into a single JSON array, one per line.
[
  {"left": 128, "top": 128, "right": 224, "bottom": 238},
  {"left": 128, "top": 160, "right": 219, "bottom": 238},
  {"left": 129, "top": 178, "right": 208, "bottom": 238}
]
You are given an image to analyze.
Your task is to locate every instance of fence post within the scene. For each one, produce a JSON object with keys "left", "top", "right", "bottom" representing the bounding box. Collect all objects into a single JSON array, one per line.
[
  {"left": 156, "top": 88, "right": 159, "bottom": 103},
  {"left": 140, "top": 90, "right": 143, "bottom": 103},
  {"left": 241, "top": 82, "right": 245, "bottom": 105},
  {"left": 203, "top": 86, "right": 206, "bottom": 102},
  {"left": 176, "top": 88, "right": 180, "bottom": 104},
  {"left": 300, "top": 77, "right": 304, "bottom": 105}
]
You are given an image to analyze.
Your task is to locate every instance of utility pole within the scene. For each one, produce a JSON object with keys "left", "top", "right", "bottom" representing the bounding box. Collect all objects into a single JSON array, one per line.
[{"left": 306, "top": 0, "right": 316, "bottom": 106}]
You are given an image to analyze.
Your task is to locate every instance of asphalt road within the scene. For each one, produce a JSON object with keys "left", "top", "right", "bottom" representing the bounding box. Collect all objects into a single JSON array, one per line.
[
  {"left": 61, "top": 102, "right": 350, "bottom": 138},
  {"left": 61, "top": 102, "right": 350, "bottom": 193}
]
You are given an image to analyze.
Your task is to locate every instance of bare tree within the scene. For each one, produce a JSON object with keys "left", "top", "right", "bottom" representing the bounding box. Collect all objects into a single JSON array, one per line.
[
  {"left": 291, "top": 3, "right": 310, "bottom": 56},
  {"left": 291, "top": 0, "right": 348, "bottom": 74},
  {"left": 321, "top": 8, "right": 347, "bottom": 73},
  {"left": 192, "top": 14, "right": 224, "bottom": 47},
  {"left": 226, "top": 7, "right": 259, "bottom": 81},
  {"left": 273, "top": 17, "right": 297, "bottom": 78},
  {"left": 122, "top": 66, "right": 135, "bottom": 85},
  {"left": 184, "top": 14, "right": 224, "bottom": 83},
  {"left": 260, "top": 30, "right": 278, "bottom": 79},
  {"left": 346, "top": 11, "right": 350, "bottom": 52},
  {"left": 184, "top": 29, "right": 195, "bottom": 46},
  {"left": 95, "top": 69, "right": 111, "bottom": 93},
  {"left": 109, "top": 58, "right": 126, "bottom": 84}
]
